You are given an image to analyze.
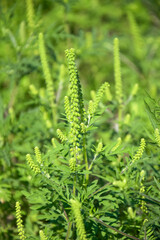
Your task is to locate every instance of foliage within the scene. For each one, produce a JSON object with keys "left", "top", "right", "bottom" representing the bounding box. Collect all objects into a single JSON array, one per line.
[{"left": 0, "top": 0, "right": 160, "bottom": 239}]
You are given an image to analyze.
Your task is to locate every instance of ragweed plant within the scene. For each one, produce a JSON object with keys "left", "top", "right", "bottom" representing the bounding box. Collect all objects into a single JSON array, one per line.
[
  {"left": 21, "top": 48, "right": 153, "bottom": 240},
  {"left": 1, "top": 1, "right": 160, "bottom": 239}
]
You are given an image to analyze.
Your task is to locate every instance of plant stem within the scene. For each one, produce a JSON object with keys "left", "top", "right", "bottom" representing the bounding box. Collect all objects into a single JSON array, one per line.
[
  {"left": 94, "top": 218, "right": 140, "bottom": 240},
  {"left": 65, "top": 222, "right": 72, "bottom": 240},
  {"left": 88, "top": 182, "right": 111, "bottom": 199},
  {"left": 83, "top": 135, "right": 89, "bottom": 183},
  {"left": 73, "top": 169, "right": 77, "bottom": 196}
]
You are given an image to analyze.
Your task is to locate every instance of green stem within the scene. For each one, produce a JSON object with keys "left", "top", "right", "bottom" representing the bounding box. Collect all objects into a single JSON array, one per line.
[
  {"left": 94, "top": 218, "right": 140, "bottom": 240},
  {"left": 83, "top": 136, "right": 89, "bottom": 184},
  {"left": 88, "top": 182, "right": 111, "bottom": 199},
  {"left": 73, "top": 174, "right": 76, "bottom": 196},
  {"left": 65, "top": 222, "right": 72, "bottom": 240}
]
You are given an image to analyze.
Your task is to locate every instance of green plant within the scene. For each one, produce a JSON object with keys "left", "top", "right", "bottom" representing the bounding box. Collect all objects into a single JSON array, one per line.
[
  {"left": 1, "top": 1, "right": 160, "bottom": 239},
  {"left": 13, "top": 48, "right": 159, "bottom": 239}
]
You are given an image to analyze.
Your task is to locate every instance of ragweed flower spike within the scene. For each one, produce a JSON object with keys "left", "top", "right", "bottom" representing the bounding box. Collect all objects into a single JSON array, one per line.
[
  {"left": 128, "top": 12, "right": 144, "bottom": 59},
  {"left": 70, "top": 199, "right": 87, "bottom": 240},
  {"left": 132, "top": 138, "right": 146, "bottom": 164},
  {"left": 39, "top": 32, "right": 56, "bottom": 125},
  {"left": 69, "top": 157, "right": 76, "bottom": 172},
  {"left": 111, "top": 137, "right": 122, "bottom": 152},
  {"left": 139, "top": 170, "right": 148, "bottom": 214},
  {"left": 121, "top": 138, "right": 146, "bottom": 174},
  {"left": 57, "top": 129, "right": 67, "bottom": 143},
  {"left": 131, "top": 83, "right": 139, "bottom": 97},
  {"left": 65, "top": 48, "right": 86, "bottom": 171},
  {"left": 15, "top": 202, "right": 26, "bottom": 240},
  {"left": 34, "top": 146, "right": 42, "bottom": 165},
  {"left": 155, "top": 128, "right": 160, "bottom": 147},
  {"left": 26, "top": 154, "right": 40, "bottom": 174},
  {"left": 19, "top": 21, "right": 26, "bottom": 44},
  {"left": 39, "top": 230, "right": 48, "bottom": 240},
  {"left": 64, "top": 96, "right": 71, "bottom": 122},
  {"left": 80, "top": 123, "right": 86, "bottom": 134},
  {"left": 65, "top": 48, "right": 86, "bottom": 124},
  {"left": 26, "top": 0, "right": 35, "bottom": 30},
  {"left": 114, "top": 37, "right": 123, "bottom": 122},
  {"left": 88, "top": 82, "right": 109, "bottom": 118},
  {"left": 114, "top": 38, "right": 123, "bottom": 105},
  {"left": 51, "top": 138, "right": 56, "bottom": 148}
]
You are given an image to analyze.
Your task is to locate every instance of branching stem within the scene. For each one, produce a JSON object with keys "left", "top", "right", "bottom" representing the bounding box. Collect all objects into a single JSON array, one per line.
[{"left": 94, "top": 218, "right": 140, "bottom": 240}]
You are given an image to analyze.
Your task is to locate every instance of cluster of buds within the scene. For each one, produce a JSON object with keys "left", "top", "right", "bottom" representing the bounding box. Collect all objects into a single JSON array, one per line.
[
  {"left": 132, "top": 138, "right": 146, "bottom": 164},
  {"left": 139, "top": 170, "right": 148, "bottom": 215},
  {"left": 88, "top": 82, "right": 109, "bottom": 117},
  {"left": 39, "top": 230, "right": 48, "bottom": 240},
  {"left": 65, "top": 49, "right": 86, "bottom": 171},
  {"left": 57, "top": 129, "right": 67, "bottom": 143},
  {"left": 121, "top": 138, "right": 146, "bottom": 174},
  {"left": 155, "top": 128, "right": 160, "bottom": 147},
  {"left": 15, "top": 202, "right": 26, "bottom": 240},
  {"left": 26, "top": 154, "right": 41, "bottom": 174},
  {"left": 70, "top": 199, "right": 87, "bottom": 240}
]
